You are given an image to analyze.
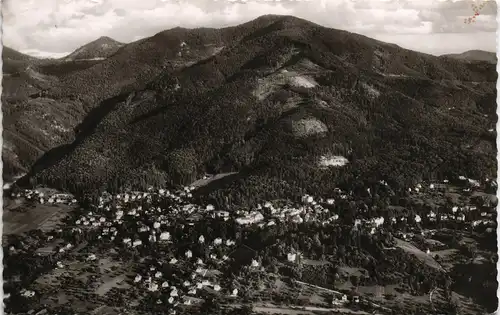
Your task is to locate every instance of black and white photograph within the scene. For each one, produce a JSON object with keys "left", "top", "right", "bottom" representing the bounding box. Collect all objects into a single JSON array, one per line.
[{"left": 1, "top": 0, "right": 498, "bottom": 314}]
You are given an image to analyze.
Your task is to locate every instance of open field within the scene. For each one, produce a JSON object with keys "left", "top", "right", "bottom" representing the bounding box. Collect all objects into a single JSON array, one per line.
[
  {"left": 253, "top": 304, "right": 371, "bottom": 315},
  {"left": 3, "top": 200, "right": 75, "bottom": 235},
  {"left": 395, "top": 238, "right": 444, "bottom": 271},
  {"left": 34, "top": 254, "right": 134, "bottom": 310}
]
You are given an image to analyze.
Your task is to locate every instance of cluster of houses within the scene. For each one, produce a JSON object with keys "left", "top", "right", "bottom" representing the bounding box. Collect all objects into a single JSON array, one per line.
[
  {"left": 8, "top": 173, "right": 496, "bottom": 313},
  {"left": 53, "top": 186, "right": 436, "bottom": 312},
  {"left": 59, "top": 187, "right": 270, "bottom": 313},
  {"left": 414, "top": 178, "right": 496, "bottom": 232},
  {"left": 12, "top": 184, "right": 383, "bottom": 312},
  {"left": 9, "top": 189, "right": 77, "bottom": 205},
  {"left": 131, "top": 256, "right": 241, "bottom": 310},
  {"left": 411, "top": 176, "right": 496, "bottom": 195}
]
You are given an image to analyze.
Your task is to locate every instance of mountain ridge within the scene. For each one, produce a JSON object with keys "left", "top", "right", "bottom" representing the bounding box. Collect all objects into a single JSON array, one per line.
[
  {"left": 13, "top": 15, "right": 496, "bottom": 206},
  {"left": 442, "top": 50, "right": 497, "bottom": 63},
  {"left": 1, "top": 19, "right": 259, "bottom": 181}
]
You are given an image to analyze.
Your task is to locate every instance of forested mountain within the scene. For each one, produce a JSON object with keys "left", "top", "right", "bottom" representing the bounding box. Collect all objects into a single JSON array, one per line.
[
  {"left": 3, "top": 15, "right": 498, "bottom": 315},
  {"left": 13, "top": 15, "right": 496, "bottom": 207},
  {"left": 61, "top": 36, "right": 124, "bottom": 61},
  {"left": 2, "top": 24, "right": 244, "bottom": 181},
  {"left": 442, "top": 50, "right": 497, "bottom": 63}
]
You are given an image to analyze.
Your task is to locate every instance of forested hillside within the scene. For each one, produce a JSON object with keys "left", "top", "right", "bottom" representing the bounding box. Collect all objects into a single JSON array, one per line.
[{"left": 15, "top": 15, "right": 496, "bottom": 207}]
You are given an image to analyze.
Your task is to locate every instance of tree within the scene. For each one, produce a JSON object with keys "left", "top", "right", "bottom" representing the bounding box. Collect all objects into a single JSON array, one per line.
[
  {"left": 446, "top": 297, "right": 462, "bottom": 315},
  {"left": 200, "top": 297, "right": 222, "bottom": 315},
  {"left": 165, "top": 147, "right": 198, "bottom": 184},
  {"left": 239, "top": 305, "right": 253, "bottom": 315},
  {"left": 350, "top": 275, "right": 360, "bottom": 290}
]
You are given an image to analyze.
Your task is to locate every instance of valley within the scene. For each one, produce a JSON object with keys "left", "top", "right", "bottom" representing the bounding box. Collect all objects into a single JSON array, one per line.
[{"left": 3, "top": 175, "right": 497, "bottom": 314}]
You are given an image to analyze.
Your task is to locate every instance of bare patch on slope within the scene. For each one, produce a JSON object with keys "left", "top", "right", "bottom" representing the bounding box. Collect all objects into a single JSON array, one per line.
[
  {"left": 395, "top": 238, "right": 444, "bottom": 272},
  {"left": 190, "top": 172, "right": 238, "bottom": 188},
  {"left": 289, "top": 75, "right": 318, "bottom": 89},
  {"left": 318, "top": 155, "right": 349, "bottom": 168},
  {"left": 361, "top": 82, "right": 381, "bottom": 99},
  {"left": 26, "top": 66, "right": 56, "bottom": 83},
  {"left": 209, "top": 46, "right": 225, "bottom": 56},
  {"left": 252, "top": 70, "right": 318, "bottom": 101},
  {"left": 290, "top": 118, "right": 328, "bottom": 138},
  {"left": 252, "top": 73, "right": 287, "bottom": 100}
]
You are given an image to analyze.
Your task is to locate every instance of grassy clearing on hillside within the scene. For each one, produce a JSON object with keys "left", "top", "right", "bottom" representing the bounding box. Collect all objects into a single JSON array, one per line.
[
  {"left": 3, "top": 202, "right": 74, "bottom": 235},
  {"left": 395, "top": 239, "right": 444, "bottom": 272}
]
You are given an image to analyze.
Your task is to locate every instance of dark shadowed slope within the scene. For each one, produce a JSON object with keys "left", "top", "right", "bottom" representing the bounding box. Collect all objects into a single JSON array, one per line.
[
  {"left": 2, "top": 21, "right": 254, "bottom": 181},
  {"left": 2, "top": 47, "right": 85, "bottom": 181},
  {"left": 442, "top": 50, "right": 497, "bottom": 64},
  {"left": 2, "top": 47, "right": 38, "bottom": 62},
  {"left": 18, "top": 15, "right": 497, "bottom": 205},
  {"left": 3, "top": 15, "right": 317, "bottom": 181},
  {"left": 2, "top": 47, "right": 40, "bottom": 75}
]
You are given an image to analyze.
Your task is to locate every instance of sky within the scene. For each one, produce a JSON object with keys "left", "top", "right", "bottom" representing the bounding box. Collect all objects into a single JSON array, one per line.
[{"left": 2, "top": 0, "right": 498, "bottom": 58}]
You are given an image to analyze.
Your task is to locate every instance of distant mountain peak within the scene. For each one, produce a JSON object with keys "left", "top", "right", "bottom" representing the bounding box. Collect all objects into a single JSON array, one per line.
[
  {"left": 442, "top": 50, "right": 497, "bottom": 63},
  {"left": 248, "top": 14, "right": 316, "bottom": 27},
  {"left": 91, "top": 36, "right": 122, "bottom": 45},
  {"left": 2, "top": 46, "right": 38, "bottom": 61},
  {"left": 63, "top": 36, "right": 124, "bottom": 61},
  {"left": 253, "top": 14, "right": 301, "bottom": 21},
  {"left": 97, "top": 35, "right": 117, "bottom": 41}
]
